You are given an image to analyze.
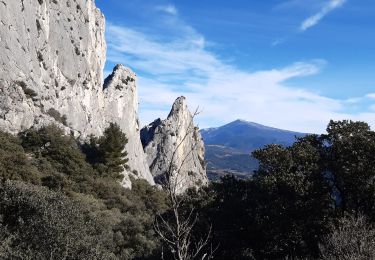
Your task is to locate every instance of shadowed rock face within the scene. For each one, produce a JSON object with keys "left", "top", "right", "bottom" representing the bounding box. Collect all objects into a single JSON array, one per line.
[
  {"left": 0, "top": 0, "right": 153, "bottom": 187},
  {"left": 141, "top": 97, "right": 208, "bottom": 193}
]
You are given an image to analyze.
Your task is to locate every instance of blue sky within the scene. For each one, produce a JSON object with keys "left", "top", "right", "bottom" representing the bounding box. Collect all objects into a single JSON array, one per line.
[{"left": 96, "top": 0, "right": 375, "bottom": 133}]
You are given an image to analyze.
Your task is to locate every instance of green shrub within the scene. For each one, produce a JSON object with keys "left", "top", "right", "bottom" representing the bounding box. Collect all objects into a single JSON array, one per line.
[
  {"left": 46, "top": 108, "right": 68, "bottom": 126},
  {"left": 84, "top": 123, "right": 129, "bottom": 180},
  {"left": 0, "top": 131, "right": 41, "bottom": 184},
  {"left": 16, "top": 81, "right": 38, "bottom": 99},
  {"left": 1, "top": 124, "right": 167, "bottom": 259},
  {"left": 0, "top": 180, "right": 116, "bottom": 259}
]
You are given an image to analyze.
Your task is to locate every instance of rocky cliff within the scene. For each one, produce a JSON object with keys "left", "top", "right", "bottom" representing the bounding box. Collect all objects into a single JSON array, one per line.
[
  {"left": 103, "top": 65, "right": 154, "bottom": 186},
  {"left": 141, "top": 97, "right": 208, "bottom": 192},
  {"left": 0, "top": 0, "right": 153, "bottom": 186},
  {"left": 0, "top": 0, "right": 105, "bottom": 134}
]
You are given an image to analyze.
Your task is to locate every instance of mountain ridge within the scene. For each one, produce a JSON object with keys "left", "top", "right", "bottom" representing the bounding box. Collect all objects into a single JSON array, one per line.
[
  {"left": 204, "top": 119, "right": 304, "bottom": 133},
  {"left": 201, "top": 119, "right": 307, "bottom": 179}
]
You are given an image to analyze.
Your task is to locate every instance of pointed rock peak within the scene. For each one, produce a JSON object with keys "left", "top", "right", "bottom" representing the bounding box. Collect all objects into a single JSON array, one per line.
[
  {"left": 141, "top": 95, "right": 208, "bottom": 193},
  {"left": 103, "top": 64, "right": 136, "bottom": 90},
  {"left": 168, "top": 96, "right": 188, "bottom": 118}
]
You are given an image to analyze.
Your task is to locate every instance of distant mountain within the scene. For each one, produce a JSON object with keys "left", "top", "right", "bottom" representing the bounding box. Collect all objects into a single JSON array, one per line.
[{"left": 201, "top": 120, "right": 306, "bottom": 180}]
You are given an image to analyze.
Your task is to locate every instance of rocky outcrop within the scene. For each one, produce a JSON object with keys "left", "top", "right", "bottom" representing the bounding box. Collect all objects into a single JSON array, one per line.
[
  {"left": 0, "top": 0, "right": 105, "bottom": 135},
  {"left": 103, "top": 65, "right": 154, "bottom": 186},
  {"left": 0, "top": 0, "right": 153, "bottom": 186},
  {"left": 141, "top": 97, "right": 208, "bottom": 193}
]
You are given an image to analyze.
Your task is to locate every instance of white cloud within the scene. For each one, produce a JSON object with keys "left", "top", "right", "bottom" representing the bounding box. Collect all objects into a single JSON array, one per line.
[
  {"left": 300, "top": 0, "right": 346, "bottom": 31},
  {"left": 105, "top": 18, "right": 375, "bottom": 134},
  {"left": 156, "top": 4, "right": 178, "bottom": 15}
]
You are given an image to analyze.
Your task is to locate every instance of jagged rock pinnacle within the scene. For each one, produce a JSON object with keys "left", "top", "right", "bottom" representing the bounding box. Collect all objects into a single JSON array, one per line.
[
  {"left": 141, "top": 96, "right": 208, "bottom": 193},
  {"left": 103, "top": 65, "right": 154, "bottom": 186},
  {"left": 103, "top": 64, "right": 135, "bottom": 90},
  {"left": 168, "top": 96, "right": 187, "bottom": 118}
]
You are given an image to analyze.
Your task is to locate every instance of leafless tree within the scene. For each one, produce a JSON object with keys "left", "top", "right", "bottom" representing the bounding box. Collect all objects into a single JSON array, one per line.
[
  {"left": 319, "top": 213, "right": 375, "bottom": 260},
  {"left": 154, "top": 108, "right": 216, "bottom": 260}
]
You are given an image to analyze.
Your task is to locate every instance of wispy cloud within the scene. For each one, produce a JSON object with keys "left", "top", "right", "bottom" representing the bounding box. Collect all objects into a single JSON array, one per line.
[
  {"left": 271, "top": 38, "right": 287, "bottom": 47},
  {"left": 274, "top": 0, "right": 325, "bottom": 11},
  {"left": 105, "top": 7, "right": 375, "bottom": 134},
  {"left": 300, "top": 0, "right": 346, "bottom": 31},
  {"left": 156, "top": 4, "right": 178, "bottom": 15}
]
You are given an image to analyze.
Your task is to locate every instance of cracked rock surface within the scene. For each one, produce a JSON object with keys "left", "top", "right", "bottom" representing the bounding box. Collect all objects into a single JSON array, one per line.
[
  {"left": 0, "top": 0, "right": 154, "bottom": 187},
  {"left": 141, "top": 97, "right": 208, "bottom": 193},
  {"left": 0, "top": 0, "right": 105, "bottom": 135},
  {"left": 103, "top": 65, "right": 155, "bottom": 186}
]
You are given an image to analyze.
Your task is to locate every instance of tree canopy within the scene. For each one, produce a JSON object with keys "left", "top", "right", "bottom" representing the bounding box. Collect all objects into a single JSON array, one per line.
[{"left": 2, "top": 120, "right": 375, "bottom": 259}]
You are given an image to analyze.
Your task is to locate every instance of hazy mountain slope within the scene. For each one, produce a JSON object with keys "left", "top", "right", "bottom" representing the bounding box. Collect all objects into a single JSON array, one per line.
[
  {"left": 201, "top": 120, "right": 306, "bottom": 179},
  {"left": 202, "top": 120, "right": 306, "bottom": 153},
  {"left": 205, "top": 144, "right": 259, "bottom": 180}
]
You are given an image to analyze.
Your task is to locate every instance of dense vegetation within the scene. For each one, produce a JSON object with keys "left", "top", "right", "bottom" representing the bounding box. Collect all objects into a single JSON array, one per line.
[
  {"left": 187, "top": 120, "right": 375, "bottom": 259},
  {"left": 0, "top": 124, "right": 167, "bottom": 259},
  {"left": 1, "top": 120, "right": 375, "bottom": 259}
]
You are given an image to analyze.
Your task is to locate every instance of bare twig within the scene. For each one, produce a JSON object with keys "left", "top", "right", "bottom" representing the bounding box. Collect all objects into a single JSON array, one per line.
[{"left": 154, "top": 107, "right": 214, "bottom": 260}]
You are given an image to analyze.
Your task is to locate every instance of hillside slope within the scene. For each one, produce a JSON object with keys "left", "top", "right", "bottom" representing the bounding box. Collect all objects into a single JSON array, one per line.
[{"left": 201, "top": 120, "right": 306, "bottom": 179}]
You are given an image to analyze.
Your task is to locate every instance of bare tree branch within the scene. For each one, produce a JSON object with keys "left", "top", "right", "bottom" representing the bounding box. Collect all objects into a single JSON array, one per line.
[{"left": 154, "top": 108, "right": 214, "bottom": 260}]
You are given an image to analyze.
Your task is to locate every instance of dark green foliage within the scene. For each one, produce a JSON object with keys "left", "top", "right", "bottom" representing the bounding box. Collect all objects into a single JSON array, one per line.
[
  {"left": 16, "top": 81, "right": 38, "bottom": 99},
  {"left": 2, "top": 119, "right": 375, "bottom": 259},
  {"left": 187, "top": 137, "right": 334, "bottom": 259},
  {"left": 250, "top": 137, "right": 332, "bottom": 258},
  {"left": 0, "top": 124, "right": 167, "bottom": 259},
  {"left": 85, "top": 123, "right": 129, "bottom": 180},
  {"left": 323, "top": 120, "right": 375, "bottom": 216},
  {"left": 0, "top": 131, "right": 41, "bottom": 184},
  {"left": 112, "top": 179, "right": 168, "bottom": 259},
  {"left": 98, "top": 123, "right": 129, "bottom": 176},
  {"left": 23, "top": 87, "right": 38, "bottom": 99},
  {"left": 206, "top": 177, "right": 259, "bottom": 259},
  {"left": 189, "top": 120, "right": 375, "bottom": 259},
  {"left": 46, "top": 108, "right": 68, "bottom": 126},
  {"left": 19, "top": 125, "right": 94, "bottom": 193},
  {"left": 0, "top": 180, "right": 116, "bottom": 259}
]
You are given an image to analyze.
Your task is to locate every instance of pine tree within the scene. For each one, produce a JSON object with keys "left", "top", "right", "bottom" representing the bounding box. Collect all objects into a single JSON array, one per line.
[{"left": 97, "top": 123, "right": 129, "bottom": 180}]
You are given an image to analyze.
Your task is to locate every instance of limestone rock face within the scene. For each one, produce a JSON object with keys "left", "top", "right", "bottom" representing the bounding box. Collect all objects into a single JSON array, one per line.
[
  {"left": 141, "top": 97, "right": 208, "bottom": 193},
  {"left": 103, "top": 65, "right": 154, "bottom": 186},
  {"left": 0, "top": 0, "right": 153, "bottom": 186},
  {"left": 0, "top": 0, "right": 105, "bottom": 135}
]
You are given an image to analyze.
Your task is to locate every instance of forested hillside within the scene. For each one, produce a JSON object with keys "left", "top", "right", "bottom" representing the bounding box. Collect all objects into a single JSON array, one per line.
[{"left": 2, "top": 120, "right": 375, "bottom": 259}]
